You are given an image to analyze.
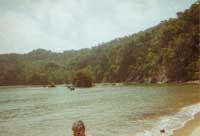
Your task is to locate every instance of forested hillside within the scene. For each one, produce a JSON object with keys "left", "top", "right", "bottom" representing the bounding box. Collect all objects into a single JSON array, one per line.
[{"left": 0, "top": 2, "right": 199, "bottom": 86}]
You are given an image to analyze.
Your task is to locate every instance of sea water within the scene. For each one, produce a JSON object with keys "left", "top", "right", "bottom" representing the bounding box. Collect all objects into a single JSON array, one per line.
[{"left": 0, "top": 84, "right": 199, "bottom": 136}]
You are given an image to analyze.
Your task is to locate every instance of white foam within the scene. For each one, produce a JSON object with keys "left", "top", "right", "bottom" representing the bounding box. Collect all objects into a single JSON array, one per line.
[{"left": 136, "top": 103, "right": 200, "bottom": 136}]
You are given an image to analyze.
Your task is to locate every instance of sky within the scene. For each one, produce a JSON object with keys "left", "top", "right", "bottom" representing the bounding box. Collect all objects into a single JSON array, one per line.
[{"left": 0, "top": 0, "right": 197, "bottom": 54}]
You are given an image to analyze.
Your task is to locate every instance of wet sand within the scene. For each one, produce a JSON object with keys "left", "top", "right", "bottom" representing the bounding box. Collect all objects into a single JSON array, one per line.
[{"left": 173, "top": 112, "right": 200, "bottom": 136}]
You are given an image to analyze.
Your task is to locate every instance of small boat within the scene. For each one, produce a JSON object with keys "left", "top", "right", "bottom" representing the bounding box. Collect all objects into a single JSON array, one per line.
[
  {"left": 70, "top": 87, "right": 75, "bottom": 91},
  {"left": 67, "top": 85, "right": 75, "bottom": 91}
]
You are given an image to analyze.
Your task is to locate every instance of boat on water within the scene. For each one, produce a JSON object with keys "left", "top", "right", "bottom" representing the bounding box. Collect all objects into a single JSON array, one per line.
[{"left": 66, "top": 85, "right": 75, "bottom": 91}]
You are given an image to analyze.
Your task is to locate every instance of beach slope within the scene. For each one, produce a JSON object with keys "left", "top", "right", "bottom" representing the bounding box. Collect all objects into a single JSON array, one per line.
[{"left": 173, "top": 112, "right": 200, "bottom": 136}]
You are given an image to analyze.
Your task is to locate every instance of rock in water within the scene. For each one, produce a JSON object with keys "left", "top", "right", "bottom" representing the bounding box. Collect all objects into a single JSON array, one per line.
[{"left": 72, "top": 120, "right": 85, "bottom": 136}]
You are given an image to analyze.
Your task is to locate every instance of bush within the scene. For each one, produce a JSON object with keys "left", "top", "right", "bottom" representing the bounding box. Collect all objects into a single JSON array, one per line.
[{"left": 73, "top": 68, "right": 93, "bottom": 87}]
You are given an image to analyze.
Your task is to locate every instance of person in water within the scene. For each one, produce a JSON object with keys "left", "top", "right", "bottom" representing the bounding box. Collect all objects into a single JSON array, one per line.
[{"left": 72, "top": 120, "right": 85, "bottom": 136}]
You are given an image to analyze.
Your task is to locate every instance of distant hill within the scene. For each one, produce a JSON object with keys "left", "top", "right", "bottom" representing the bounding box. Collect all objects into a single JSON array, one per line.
[{"left": 0, "top": 1, "right": 199, "bottom": 86}]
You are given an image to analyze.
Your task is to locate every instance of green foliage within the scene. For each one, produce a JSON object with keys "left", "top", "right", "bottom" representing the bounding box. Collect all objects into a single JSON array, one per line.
[
  {"left": 73, "top": 68, "right": 93, "bottom": 87},
  {"left": 28, "top": 73, "right": 49, "bottom": 85},
  {"left": 0, "top": 2, "right": 199, "bottom": 85}
]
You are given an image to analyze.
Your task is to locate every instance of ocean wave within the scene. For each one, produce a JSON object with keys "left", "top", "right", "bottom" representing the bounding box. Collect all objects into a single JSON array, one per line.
[{"left": 136, "top": 102, "right": 200, "bottom": 136}]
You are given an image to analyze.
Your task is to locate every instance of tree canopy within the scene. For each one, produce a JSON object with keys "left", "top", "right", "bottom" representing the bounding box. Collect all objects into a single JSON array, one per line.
[{"left": 73, "top": 68, "right": 94, "bottom": 87}]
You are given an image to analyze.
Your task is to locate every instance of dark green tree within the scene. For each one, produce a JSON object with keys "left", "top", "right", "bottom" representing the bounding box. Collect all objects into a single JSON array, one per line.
[{"left": 73, "top": 68, "right": 93, "bottom": 87}]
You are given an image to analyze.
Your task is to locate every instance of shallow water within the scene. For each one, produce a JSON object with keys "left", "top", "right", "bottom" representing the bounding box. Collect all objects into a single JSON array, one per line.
[{"left": 0, "top": 84, "right": 199, "bottom": 136}]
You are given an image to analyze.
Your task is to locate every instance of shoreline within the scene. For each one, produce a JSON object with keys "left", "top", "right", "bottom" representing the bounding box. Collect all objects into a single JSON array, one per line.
[
  {"left": 0, "top": 80, "right": 199, "bottom": 87},
  {"left": 173, "top": 112, "right": 200, "bottom": 136}
]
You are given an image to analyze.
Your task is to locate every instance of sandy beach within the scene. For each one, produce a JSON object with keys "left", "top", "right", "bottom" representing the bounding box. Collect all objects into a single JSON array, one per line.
[{"left": 173, "top": 112, "right": 200, "bottom": 136}]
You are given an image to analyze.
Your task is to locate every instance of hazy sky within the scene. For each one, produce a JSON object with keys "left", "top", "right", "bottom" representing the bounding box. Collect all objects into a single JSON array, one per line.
[{"left": 0, "top": 0, "right": 196, "bottom": 54}]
